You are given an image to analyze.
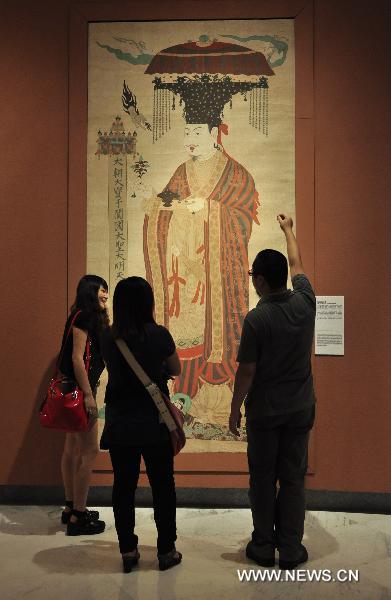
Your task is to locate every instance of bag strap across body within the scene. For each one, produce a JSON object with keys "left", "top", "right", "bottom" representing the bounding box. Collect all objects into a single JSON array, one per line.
[
  {"left": 56, "top": 310, "right": 90, "bottom": 376},
  {"left": 115, "top": 338, "right": 177, "bottom": 433}
]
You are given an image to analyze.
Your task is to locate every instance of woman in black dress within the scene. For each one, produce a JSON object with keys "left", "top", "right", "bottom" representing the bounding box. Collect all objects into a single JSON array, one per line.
[
  {"left": 59, "top": 275, "right": 109, "bottom": 535},
  {"left": 100, "top": 276, "right": 182, "bottom": 572}
]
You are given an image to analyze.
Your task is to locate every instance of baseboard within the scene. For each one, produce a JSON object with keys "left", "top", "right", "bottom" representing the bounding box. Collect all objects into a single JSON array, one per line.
[{"left": 1, "top": 486, "right": 391, "bottom": 513}]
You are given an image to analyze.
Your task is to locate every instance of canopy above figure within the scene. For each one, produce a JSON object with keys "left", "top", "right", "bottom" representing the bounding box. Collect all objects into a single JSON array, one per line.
[{"left": 142, "top": 37, "right": 275, "bottom": 141}]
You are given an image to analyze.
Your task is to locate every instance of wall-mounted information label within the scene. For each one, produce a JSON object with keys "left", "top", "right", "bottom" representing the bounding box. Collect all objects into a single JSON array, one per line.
[{"left": 315, "top": 296, "right": 344, "bottom": 356}]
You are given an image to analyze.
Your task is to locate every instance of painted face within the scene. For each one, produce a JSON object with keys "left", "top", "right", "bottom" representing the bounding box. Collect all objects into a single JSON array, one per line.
[
  {"left": 98, "top": 285, "right": 108, "bottom": 310},
  {"left": 184, "top": 124, "right": 216, "bottom": 158}
]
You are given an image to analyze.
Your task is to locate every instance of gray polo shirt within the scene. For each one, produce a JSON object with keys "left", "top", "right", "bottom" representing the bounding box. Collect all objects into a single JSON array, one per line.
[{"left": 237, "top": 274, "right": 316, "bottom": 419}]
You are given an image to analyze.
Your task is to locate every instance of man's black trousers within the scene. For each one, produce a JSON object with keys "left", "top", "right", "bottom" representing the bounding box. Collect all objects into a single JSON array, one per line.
[{"left": 246, "top": 404, "right": 315, "bottom": 562}]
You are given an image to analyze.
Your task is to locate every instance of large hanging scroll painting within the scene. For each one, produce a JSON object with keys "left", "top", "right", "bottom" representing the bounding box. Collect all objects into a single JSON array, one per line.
[{"left": 88, "top": 20, "right": 295, "bottom": 452}]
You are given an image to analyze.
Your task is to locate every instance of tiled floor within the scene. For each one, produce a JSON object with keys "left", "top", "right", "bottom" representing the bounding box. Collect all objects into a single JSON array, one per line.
[{"left": 1, "top": 506, "right": 391, "bottom": 599}]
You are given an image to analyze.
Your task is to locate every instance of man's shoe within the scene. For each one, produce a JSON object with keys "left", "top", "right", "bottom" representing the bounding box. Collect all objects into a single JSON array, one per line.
[
  {"left": 122, "top": 549, "right": 140, "bottom": 573},
  {"left": 66, "top": 512, "right": 105, "bottom": 536},
  {"left": 61, "top": 508, "right": 99, "bottom": 525},
  {"left": 158, "top": 548, "right": 182, "bottom": 571},
  {"left": 279, "top": 545, "right": 308, "bottom": 570},
  {"left": 246, "top": 542, "right": 275, "bottom": 567}
]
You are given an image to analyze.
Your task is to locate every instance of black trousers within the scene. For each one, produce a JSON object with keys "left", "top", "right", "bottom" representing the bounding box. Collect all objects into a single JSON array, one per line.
[
  {"left": 109, "top": 441, "right": 177, "bottom": 555},
  {"left": 246, "top": 405, "right": 315, "bottom": 562}
]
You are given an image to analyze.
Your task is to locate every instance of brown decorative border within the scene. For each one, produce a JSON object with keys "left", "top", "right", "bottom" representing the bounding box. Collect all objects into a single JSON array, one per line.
[{"left": 68, "top": 0, "right": 315, "bottom": 485}]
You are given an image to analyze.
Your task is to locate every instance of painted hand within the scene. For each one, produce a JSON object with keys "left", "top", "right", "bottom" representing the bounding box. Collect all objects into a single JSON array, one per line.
[{"left": 185, "top": 196, "right": 205, "bottom": 213}]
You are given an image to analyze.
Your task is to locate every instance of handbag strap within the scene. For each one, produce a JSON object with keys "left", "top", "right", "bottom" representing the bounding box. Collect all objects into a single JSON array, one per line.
[
  {"left": 56, "top": 310, "right": 90, "bottom": 374},
  {"left": 115, "top": 338, "right": 177, "bottom": 432}
]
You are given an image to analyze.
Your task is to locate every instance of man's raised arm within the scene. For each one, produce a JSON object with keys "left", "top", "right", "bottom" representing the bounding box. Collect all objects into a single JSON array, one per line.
[{"left": 277, "top": 213, "right": 305, "bottom": 279}]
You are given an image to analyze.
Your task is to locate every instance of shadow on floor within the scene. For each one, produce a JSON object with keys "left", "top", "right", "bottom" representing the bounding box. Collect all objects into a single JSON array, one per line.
[
  {"left": 0, "top": 505, "right": 65, "bottom": 536},
  {"left": 220, "top": 512, "right": 339, "bottom": 566},
  {"left": 33, "top": 541, "right": 158, "bottom": 574}
]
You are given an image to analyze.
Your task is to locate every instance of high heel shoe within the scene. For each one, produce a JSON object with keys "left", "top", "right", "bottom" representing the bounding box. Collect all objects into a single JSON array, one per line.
[
  {"left": 158, "top": 548, "right": 182, "bottom": 571},
  {"left": 122, "top": 549, "right": 140, "bottom": 573}
]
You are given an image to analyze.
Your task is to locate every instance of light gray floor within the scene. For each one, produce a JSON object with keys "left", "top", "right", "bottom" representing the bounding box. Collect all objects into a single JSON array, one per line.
[{"left": 1, "top": 506, "right": 391, "bottom": 599}]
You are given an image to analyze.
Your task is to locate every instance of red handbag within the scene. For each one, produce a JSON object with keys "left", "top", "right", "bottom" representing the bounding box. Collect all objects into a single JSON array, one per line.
[{"left": 39, "top": 311, "right": 90, "bottom": 432}]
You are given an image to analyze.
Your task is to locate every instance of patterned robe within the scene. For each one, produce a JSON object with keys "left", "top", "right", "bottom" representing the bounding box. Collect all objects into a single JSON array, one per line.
[{"left": 144, "top": 151, "right": 259, "bottom": 402}]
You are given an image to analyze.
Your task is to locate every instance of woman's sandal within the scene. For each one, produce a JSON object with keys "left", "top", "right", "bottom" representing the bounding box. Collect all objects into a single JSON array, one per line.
[
  {"left": 122, "top": 549, "right": 140, "bottom": 573},
  {"left": 66, "top": 510, "right": 105, "bottom": 536},
  {"left": 158, "top": 548, "right": 182, "bottom": 571},
  {"left": 61, "top": 508, "right": 99, "bottom": 524}
]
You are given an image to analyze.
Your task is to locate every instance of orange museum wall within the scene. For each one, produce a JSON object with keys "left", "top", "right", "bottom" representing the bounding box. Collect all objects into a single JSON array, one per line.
[{"left": 1, "top": 0, "right": 390, "bottom": 494}]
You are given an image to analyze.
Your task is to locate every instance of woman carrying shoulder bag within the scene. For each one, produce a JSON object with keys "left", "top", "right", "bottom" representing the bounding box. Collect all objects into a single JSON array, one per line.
[
  {"left": 100, "top": 276, "right": 182, "bottom": 573},
  {"left": 59, "top": 275, "right": 109, "bottom": 535}
]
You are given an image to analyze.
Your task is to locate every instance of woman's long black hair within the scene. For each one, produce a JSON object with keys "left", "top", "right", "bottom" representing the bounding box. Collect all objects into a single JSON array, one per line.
[
  {"left": 70, "top": 274, "right": 109, "bottom": 335},
  {"left": 111, "top": 276, "right": 155, "bottom": 338}
]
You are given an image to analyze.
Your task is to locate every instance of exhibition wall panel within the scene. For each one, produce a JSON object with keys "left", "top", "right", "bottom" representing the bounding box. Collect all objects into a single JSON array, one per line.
[{"left": 1, "top": 0, "right": 390, "bottom": 496}]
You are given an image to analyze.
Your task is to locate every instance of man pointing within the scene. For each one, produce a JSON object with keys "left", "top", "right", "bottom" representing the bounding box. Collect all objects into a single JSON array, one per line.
[{"left": 229, "top": 214, "right": 316, "bottom": 570}]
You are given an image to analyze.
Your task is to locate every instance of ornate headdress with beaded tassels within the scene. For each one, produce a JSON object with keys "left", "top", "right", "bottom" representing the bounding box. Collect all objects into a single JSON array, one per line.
[{"left": 144, "top": 36, "right": 275, "bottom": 143}]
